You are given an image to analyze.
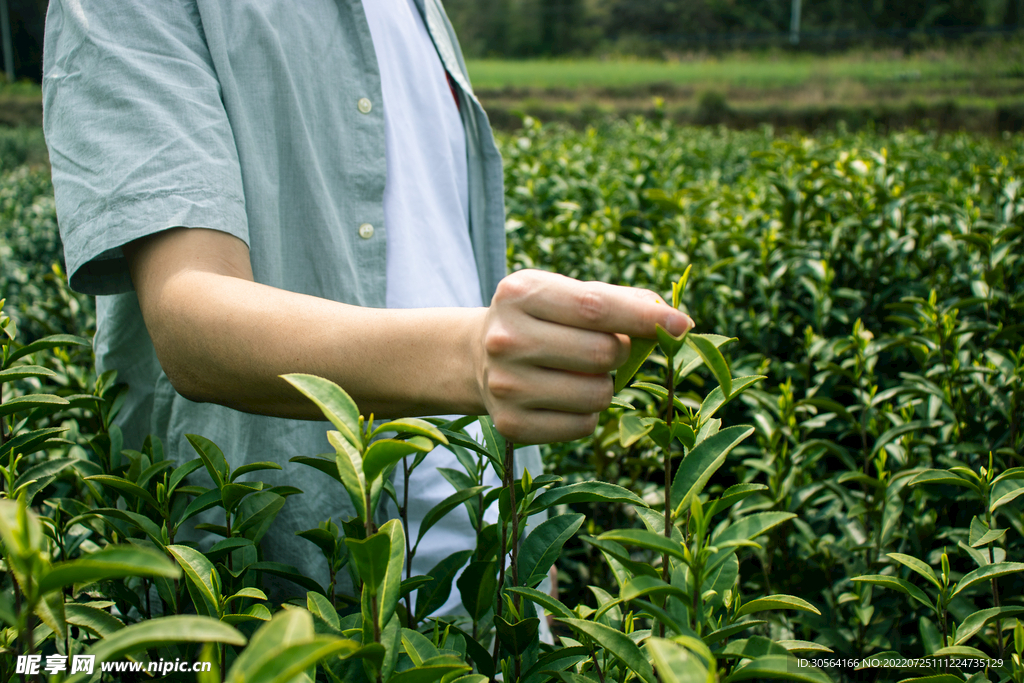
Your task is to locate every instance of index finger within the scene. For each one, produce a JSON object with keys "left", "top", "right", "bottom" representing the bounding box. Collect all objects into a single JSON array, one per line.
[{"left": 503, "top": 271, "right": 694, "bottom": 339}]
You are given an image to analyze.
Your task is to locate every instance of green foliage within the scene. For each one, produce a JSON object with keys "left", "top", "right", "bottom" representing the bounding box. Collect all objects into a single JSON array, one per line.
[
  {"left": 502, "top": 119, "right": 1024, "bottom": 680},
  {"left": 2, "top": 120, "right": 1024, "bottom": 682}
]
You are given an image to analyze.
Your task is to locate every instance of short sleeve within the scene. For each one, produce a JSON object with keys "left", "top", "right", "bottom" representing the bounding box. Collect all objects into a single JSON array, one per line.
[{"left": 43, "top": 0, "right": 248, "bottom": 295}]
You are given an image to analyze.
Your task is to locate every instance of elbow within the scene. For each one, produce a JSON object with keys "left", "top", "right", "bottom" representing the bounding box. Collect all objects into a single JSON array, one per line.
[{"left": 155, "top": 346, "right": 218, "bottom": 405}]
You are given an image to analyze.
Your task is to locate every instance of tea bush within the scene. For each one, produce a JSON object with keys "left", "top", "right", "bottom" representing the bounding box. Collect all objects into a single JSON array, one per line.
[{"left": 1, "top": 121, "right": 1022, "bottom": 683}]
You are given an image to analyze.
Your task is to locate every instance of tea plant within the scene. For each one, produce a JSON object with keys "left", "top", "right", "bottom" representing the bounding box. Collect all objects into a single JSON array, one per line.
[{"left": 1, "top": 120, "right": 1023, "bottom": 681}]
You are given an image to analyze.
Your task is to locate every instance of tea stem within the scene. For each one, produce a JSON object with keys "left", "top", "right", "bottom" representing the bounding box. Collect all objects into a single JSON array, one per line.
[
  {"left": 589, "top": 642, "right": 606, "bottom": 683},
  {"left": 492, "top": 443, "right": 513, "bottom": 675},
  {"left": 0, "top": 383, "right": 7, "bottom": 449},
  {"left": 507, "top": 440, "right": 520, "bottom": 604},
  {"left": 662, "top": 351, "right": 676, "bottom": 637},
  {"left": 987, "top": 507, "right": 1004, "bottom": 658},
  {"left": 505, "top": 440, "right": 525, "bottom": 681},
  {"left": 403, "top": 456, "right": 415, "bottom": 626}
]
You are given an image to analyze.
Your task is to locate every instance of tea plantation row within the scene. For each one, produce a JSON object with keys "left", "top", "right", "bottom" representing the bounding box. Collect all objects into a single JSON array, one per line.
[{"left": 1, "top": 120, "right": 1022, "bottom": 682}]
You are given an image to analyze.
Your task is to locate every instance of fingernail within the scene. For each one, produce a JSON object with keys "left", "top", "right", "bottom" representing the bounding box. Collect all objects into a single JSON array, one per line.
[{"left": 666, "top": 312, "right": 694, "bottom": 336}]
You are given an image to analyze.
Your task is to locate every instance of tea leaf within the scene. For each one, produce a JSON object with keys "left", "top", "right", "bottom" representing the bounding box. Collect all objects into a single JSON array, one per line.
[
  {"left": 735, "top": 594, "right": 821, "bottom": 617},
  {"left": 908, "top": 469, "right": 981, "bottom": 494},
  {"left": 222, "top": 603, "right": 273, "bottom": 625},
  {"left": 185, "top": 434, "right": 230, "bottom": 489},
  {"left": 686, "top": 334, "right": 733, "bottom": 397},
  {"left": 478, "top": 415, "right": 507, "bottom": 459},
  {"left": 370, "top": 417, "right": 448, "bottom": 444},
  {"left": 615, "top": 338, "right": 657, "bottom": 393},
  {"left": 5, "top": 334, "right": 90, "bottom": 366},
  {"left": 705, "top": 484, "right": 768, "bottom": 519},
  {"left": 991, "top": 485, "right": 1024, "bottom": 512},
  {"left": 704, "top": 621, "right": 768, "bottom": 645},
  {"left": 518, "top": 513, "right": 585, "bottom": 588},
  {"left": 706, "top": 512, "right": 797, "bottom": 573},
  {"left": 167, "top": 545, "right": 221, "bottom": 617},
  {"left": 888, "top": 553, "right": 943, "bottom": 590},
  {"left": 951, "top": 562, "right": 1024, "bottom": 598},
  {"left": 697, "top": 375, "right": 765, "bottom": 427},
  {"left": 234, "top": 491, "right": 286, "bottom": 539},
  {"left": 84, "top": 475, "right": 162, "bottom": 513},
  {"left": 620, "top": 575, "right": 688, "bottom": 602},
  {"left": 248, "top": 561, "right": 326, "bottom": 596},
  {"left": 645, "top": 636, "right": 710, "bottom": 683},
  {"left": 528, "top": 481, "right": 646, "bottom": 514},
  {"left": 328, "top": 431, "right": 367, "bottom": 521},
  {"left": 71, "top": 616, "right": 244, "bottom": 680},
  {"left": 619, "top": 412, "right": 656, "bottom": 448},
  {"left": 0, "top": 364, "right": 57, "bottom": 382},
  {"left": 345, "top": 531, "right": 391, "bottom": 596},
  {"left": 176, "top": 488, "right": 222, "bottom": 528},
  {"left": 415, "top": 550, "right": 472, "bottom": 622},
  {"left": 64, "top": 603, "right": 125, "bottom": 638},
  {"left": 954, "top": 606, "right": 1024, "bottom": 645},
  {"left": 851, "top": 575, "right": 933, "bottom": 609},
  {"left": 724, "top": 654, "right": 831, "bottom": 683},
  {"left": 559, "top": 619, "right": 656, "bottom": 683},
  {"left": 495, "top": 616, "right": 541, "bottom": 657},
  {"left": 363, "top": 436, "right": 434, "bottom": 485},
  {"left": 378, "top": 519, "right": 405, "bottom": 629},
  {"left": 672, "top": 426, "right": 754, "bottom": 516},
  {"left": 775, "top": 641, "right": 833, "bottom": 654},
  {"left": 598, "top": 528, "right": 687, "bottom": 562},
  {"left": 282, "top": 373, "right": 361, "bottom": 448},
  {"left": 0, "top": 393, "right": 69, "bottom": 417},
  {"left": 870, "top": 421, "right": 941, "bottom": 459},
  {"left": 401, "top": 627, "right": 440, "bottom": 666},
  {"left": 230, "top": 461, "right": 283, "bottom": 481},
  {"left": 459, "top": 560, "right": 498, "bottom": 621},
  {"left": 40, "top": 545, "right": 180, "bottom": 595},
  {"left": 225, "top": 609, "right": 367, "bottom": 683},
  {"left": 506, "top": 585, "right": 575, "bottom": 621}
]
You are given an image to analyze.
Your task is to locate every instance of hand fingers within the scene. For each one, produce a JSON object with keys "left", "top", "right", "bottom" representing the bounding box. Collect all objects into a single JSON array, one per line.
[
  {"left": 485, "top": 363, "right": 615, "bottom": 414},
  {"left": 494, "top": 270, "right": 694, "bottom": 339},
  {"left": 492, "top": 409, "right": 602, "bottom": 446},
  {"left": 484, "top": 313, "right": 631, "bottom": 374}
]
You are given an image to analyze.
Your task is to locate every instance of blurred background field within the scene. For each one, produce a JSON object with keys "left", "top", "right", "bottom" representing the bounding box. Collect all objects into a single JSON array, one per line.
[
  {"left": 466, "top": 41, "right": 1024, "bottom": 132},
  {"left": 3, "top": 0, "right": 1024, "bottom": 132}
]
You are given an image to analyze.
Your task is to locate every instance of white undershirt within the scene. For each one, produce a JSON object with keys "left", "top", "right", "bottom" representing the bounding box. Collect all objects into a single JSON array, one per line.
[
  {"left": 362, "top": 0, "right": 493, "bottom": 616},
  {"left": 362, "top": 0, "right": 483, "bottom": 310}
]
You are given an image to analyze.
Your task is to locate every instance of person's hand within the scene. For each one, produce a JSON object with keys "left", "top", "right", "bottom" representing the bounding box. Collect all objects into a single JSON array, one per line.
[{"left": 475, "top": 269, "right": 694, "bottom": 444}]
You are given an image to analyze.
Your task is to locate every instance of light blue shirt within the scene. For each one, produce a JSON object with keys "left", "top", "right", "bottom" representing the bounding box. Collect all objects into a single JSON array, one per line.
[{"left": 42, "top": 0, "right": 534, "bottom": 593}]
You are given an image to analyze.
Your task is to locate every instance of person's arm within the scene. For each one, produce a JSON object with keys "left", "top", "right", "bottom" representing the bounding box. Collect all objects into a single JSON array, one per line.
[{"left": 124, "top": 227, "right": 693, "bottom": 445}]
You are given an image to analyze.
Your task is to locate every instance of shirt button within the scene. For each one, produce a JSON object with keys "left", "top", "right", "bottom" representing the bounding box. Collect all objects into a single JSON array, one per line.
[
  {"left": 358, "top": 223, "right": 374, "bottom": 239},
  {"left": 357, "top": 97, "right": 373, "bottom": 114}
]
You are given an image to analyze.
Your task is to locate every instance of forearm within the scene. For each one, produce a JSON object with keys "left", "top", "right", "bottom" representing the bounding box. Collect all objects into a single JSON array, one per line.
[
  {"left": 141, "top": 268, "right": 487, "bottom": 420},
  {"left": 126, "top": 227, "right": 694, "bottom": 444}
]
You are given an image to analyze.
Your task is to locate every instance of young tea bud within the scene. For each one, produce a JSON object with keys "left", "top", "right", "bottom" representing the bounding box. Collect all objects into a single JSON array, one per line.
[
  {"left": 941, "top": 551, "right": 950, "bottom": 586},
  {"left": 1015, "top": 621, "right": 1024, "bottom": 656}
]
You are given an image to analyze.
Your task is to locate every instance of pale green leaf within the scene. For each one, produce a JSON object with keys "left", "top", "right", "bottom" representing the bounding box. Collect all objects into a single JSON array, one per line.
[
  {"left": 686, "top": 333, "right": 733, "bottom": 397},
  {"left": 735, "top": 594, "right": 821, "bottom": 617},
  {"left": 559, "top": 619, "right": 656, "bottom": 683},
  {"left": 282, "top": 374, "right": 361, "bottom": 448},
  {"left": 615, "top": 338, "right": 657, "bottom": 393},
  {"left": 40, "top": 545, "right": 180, "bottom": 595}
]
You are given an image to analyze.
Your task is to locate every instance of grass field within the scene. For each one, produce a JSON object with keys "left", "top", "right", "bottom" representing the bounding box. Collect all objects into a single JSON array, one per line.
[
  {"left": 466, "top": 41, "right": 1024, "bottom": 131},
  {"left": 466, "top": 51, "right": 996, "bottom": 90},
  {"left": 3, "top": 41, "right": 1024, "bottom": 131}
]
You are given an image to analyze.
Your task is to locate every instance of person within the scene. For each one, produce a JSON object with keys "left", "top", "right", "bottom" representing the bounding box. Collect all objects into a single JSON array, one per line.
[{"left": 42, "top": 0, "right": 694, "bottom": 603}]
